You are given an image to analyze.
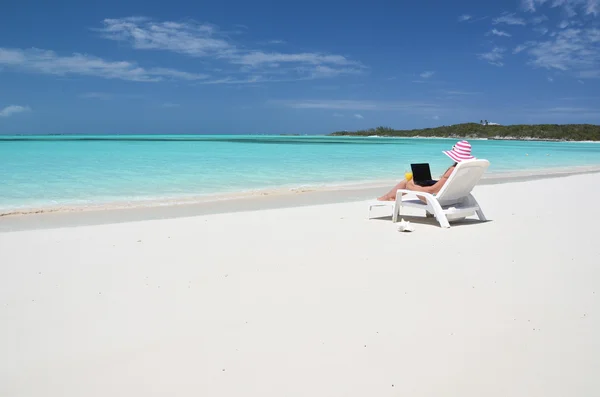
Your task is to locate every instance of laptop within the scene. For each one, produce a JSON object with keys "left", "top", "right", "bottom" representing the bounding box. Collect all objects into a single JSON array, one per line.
[{"left": 411, "top": 163, "right": 437, "bottom": 187}]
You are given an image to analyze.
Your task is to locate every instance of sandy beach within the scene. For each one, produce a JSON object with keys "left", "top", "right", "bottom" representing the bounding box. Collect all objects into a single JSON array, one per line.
[{"left": 1, "top": 173, "right": 599, "bottom": 396}]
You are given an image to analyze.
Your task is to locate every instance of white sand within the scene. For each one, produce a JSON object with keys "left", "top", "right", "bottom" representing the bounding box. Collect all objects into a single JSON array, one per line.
[{"left": 1, "top": 174, "right": 599, "bottom": 397}]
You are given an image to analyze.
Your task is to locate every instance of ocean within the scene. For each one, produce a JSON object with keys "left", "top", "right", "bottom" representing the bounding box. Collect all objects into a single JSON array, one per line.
[{"left": 1, "top": 135, "right": 600, "bottom": 213}]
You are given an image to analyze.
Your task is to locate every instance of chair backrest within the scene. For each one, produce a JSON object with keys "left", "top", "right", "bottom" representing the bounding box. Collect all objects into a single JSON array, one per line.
[{"left": 436, "top": 159, "right": 490, "bottom": 205}]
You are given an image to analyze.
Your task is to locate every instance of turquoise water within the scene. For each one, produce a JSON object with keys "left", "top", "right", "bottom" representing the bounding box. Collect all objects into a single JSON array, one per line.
[{"left": 1, "top": 135, "right": 600, "bottom": 212}]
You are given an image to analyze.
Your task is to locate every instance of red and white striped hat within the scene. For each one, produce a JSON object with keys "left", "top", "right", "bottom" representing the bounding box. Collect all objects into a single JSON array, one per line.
[{"left": 443, "top": 140, "right": 475, "bottom": 162}]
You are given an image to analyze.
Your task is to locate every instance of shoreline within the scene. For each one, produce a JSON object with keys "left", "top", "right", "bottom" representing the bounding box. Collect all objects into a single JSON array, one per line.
[
  {"left": 339, "top": 135, "right": 600, "bottom": 142},
  {"left": 1, "top": 164, "right": 600, "bottom": 218},
  {"left": 3, "top": 133, "right": 600, "bottom": 142},
  {"left": 2, "top": 165, "right": 600, "bottom": 232}
]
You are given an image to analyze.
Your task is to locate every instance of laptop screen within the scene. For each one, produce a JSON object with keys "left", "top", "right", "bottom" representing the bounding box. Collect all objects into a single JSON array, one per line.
[{"left": 410, "top": 163, "right": 432, "bottom": 182}]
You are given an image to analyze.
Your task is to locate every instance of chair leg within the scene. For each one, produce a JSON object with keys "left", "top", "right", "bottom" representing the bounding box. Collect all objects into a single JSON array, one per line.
[
  {"left": 476, "top": 208, "right": 487, "bottom": 222},
  {"left": 436, "top": 214, "right": 450, "bottom": 228},
  {"left": 428, "top": 199, "right": 450, "bottom": 228},
  {"left": 392, "top": 202, "right": 400, "bottom": 223},
  {"left": 467, "top": 194, "right": 487, "bottom": 222}
]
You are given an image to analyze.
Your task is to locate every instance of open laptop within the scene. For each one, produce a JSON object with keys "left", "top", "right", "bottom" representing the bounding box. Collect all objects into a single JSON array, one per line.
[{"left": 410, "top": 163, "right": 438, "bottom": 186}]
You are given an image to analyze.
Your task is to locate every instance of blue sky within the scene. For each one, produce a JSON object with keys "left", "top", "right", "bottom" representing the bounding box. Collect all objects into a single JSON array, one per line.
[{"left": 1, "top": 0, "right": 599, "bottom": 134}]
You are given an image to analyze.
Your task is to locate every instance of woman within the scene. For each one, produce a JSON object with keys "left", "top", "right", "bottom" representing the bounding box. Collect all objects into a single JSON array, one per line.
[{"left": 377, "top": 140, "right": 475, "bottom": 201}]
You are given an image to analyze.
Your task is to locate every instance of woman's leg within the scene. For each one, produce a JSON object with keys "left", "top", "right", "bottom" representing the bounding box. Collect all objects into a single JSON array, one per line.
[{"left": 377, "top": 179, "right": 408, "bottom": 201}]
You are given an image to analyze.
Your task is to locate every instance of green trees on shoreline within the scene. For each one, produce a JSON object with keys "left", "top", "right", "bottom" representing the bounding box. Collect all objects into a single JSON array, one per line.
[{"left": 329, "top": 123, "right": 600, "bottom": 141}]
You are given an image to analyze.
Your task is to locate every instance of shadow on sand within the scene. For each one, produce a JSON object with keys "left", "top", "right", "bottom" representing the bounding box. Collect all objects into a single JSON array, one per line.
[{"left": 369, "top": 214, "right": 491, "bottom": 228}]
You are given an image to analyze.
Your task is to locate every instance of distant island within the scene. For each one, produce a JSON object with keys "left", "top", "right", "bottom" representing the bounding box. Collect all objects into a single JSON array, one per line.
[{"left": 329, "top": 123, "right": 600, "bottom": 141}]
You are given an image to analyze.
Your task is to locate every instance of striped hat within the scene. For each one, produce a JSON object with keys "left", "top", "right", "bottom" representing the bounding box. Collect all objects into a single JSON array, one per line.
[{"left": 443, "top": 140, "right": 475, "bottom": 162}]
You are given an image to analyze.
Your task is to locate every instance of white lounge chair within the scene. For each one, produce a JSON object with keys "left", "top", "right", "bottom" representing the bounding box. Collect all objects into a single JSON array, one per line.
[{"left": 368, "top": 159, "right": 490, "bottom": 228}]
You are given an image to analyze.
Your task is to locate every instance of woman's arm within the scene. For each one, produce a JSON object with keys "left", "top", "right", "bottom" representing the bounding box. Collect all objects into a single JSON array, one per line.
[
  {"left": 405, "top": 166, "right": 455, "bottom": 194},
  {"left": 429, "top": 166, "right": 456, "bottom": 193},
  {"left": 406, "top": 178, "right": 437, "bottom": 193}
]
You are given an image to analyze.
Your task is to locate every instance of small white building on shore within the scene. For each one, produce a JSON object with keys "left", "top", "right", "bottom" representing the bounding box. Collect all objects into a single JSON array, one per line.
[{"left": 480, "top": 120, "right": 501, "bottom": 126}]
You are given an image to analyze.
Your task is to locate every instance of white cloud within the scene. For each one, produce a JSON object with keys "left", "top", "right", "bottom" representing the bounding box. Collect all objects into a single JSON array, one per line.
[
  {"left": 493, "top": 13, "right": 527, "bottom": 25},
  {"left": 531, "top": 15, "right": 550, "bottom": 24},
  {"left": 79, "top": 92, "right": 144, "bottom": 100},
  {"left": 534, "top": 27, "right": 549, "bottom": 35},
  {"left": 478, "top": 47, "right": 506, "bottom": 66},
  {"left": 96, "top": 17, "right": 364, "bottom": 81},
  {"left": 523, "top": 0, "right": 536, "bottom": 11},
  {"left": 522, "top": 0, "right": 548, "bottom": 12},
  {"left": 234, "top": 52, "right": 357, "bottom": 67},
  {"left": 565, "top": 3, "right": 579, "bottom": 17},
  {"left": 522, "top": 28, "right": 600, "bottom": 76},
  {"left": 280, "top": 100, "right": 379, "bottom": 110},
  {"left": 196, "top": 68, "right": 359, "bottom": 84},
  {"left": 544, "top": 0, "right": 599, "bottom": 16},
  {"left": 151, "top": 67, "right": 209, "bottom": 81},
  {"left": 198, "top": 76, "right": 264, "bottom": 85},
  {"left": 271, "top": 99, "right": 440, "bottom": 113},
  {"left": 525, "top": 105, "right": 600, "bottom": 118},
  {"left": 578, "top": 70, "right": 600, "bottom": 78},
  {"left": 542, "top": 106, "right": 596, "bottom": 113},
  {"left": 458, "top": 14, "right": 472, "bottom": 22},
  {"left": 587, "top": 0, "right": 599, "bottom": 15},
  {"left": 558, "top": 20, "right": 570, "bottom": 28},
  {"left": 79, "top": 92, "right": 113, "bottom": 100},
  {"left": 312, "top": 84, "right": 340, "bottom": 90},
  {"left": 548, "top": 76, "right": 554, "bottom": 81},
  {"left": 419, "top": 70, "right": 435, "bottom": 78},
  {"left": 440, "top": 90, "right": 481, "bottom": 95},
  {"left": 0, "top": 105, "right": 31, "bottom": 118},
  {"left": 432, "top": 115, "right": 440, "bottom": 120},
  {"left": 0, "top": 47, "right": 207, "bottom": 82},
  {"left": 490, "top": 28, "right": 512, "bottom": 37},
  {"left": 354, "top": 113, "right": 364, "bottom": 119},
  {"left": 578, "top": 79, "right": 585, "bottom": 83},
  {"left": 513, "top": 44, "right": 530, "bottom": 53},
  {"left": 97, "top": 17, "right": 231, "bottom": 57}
]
